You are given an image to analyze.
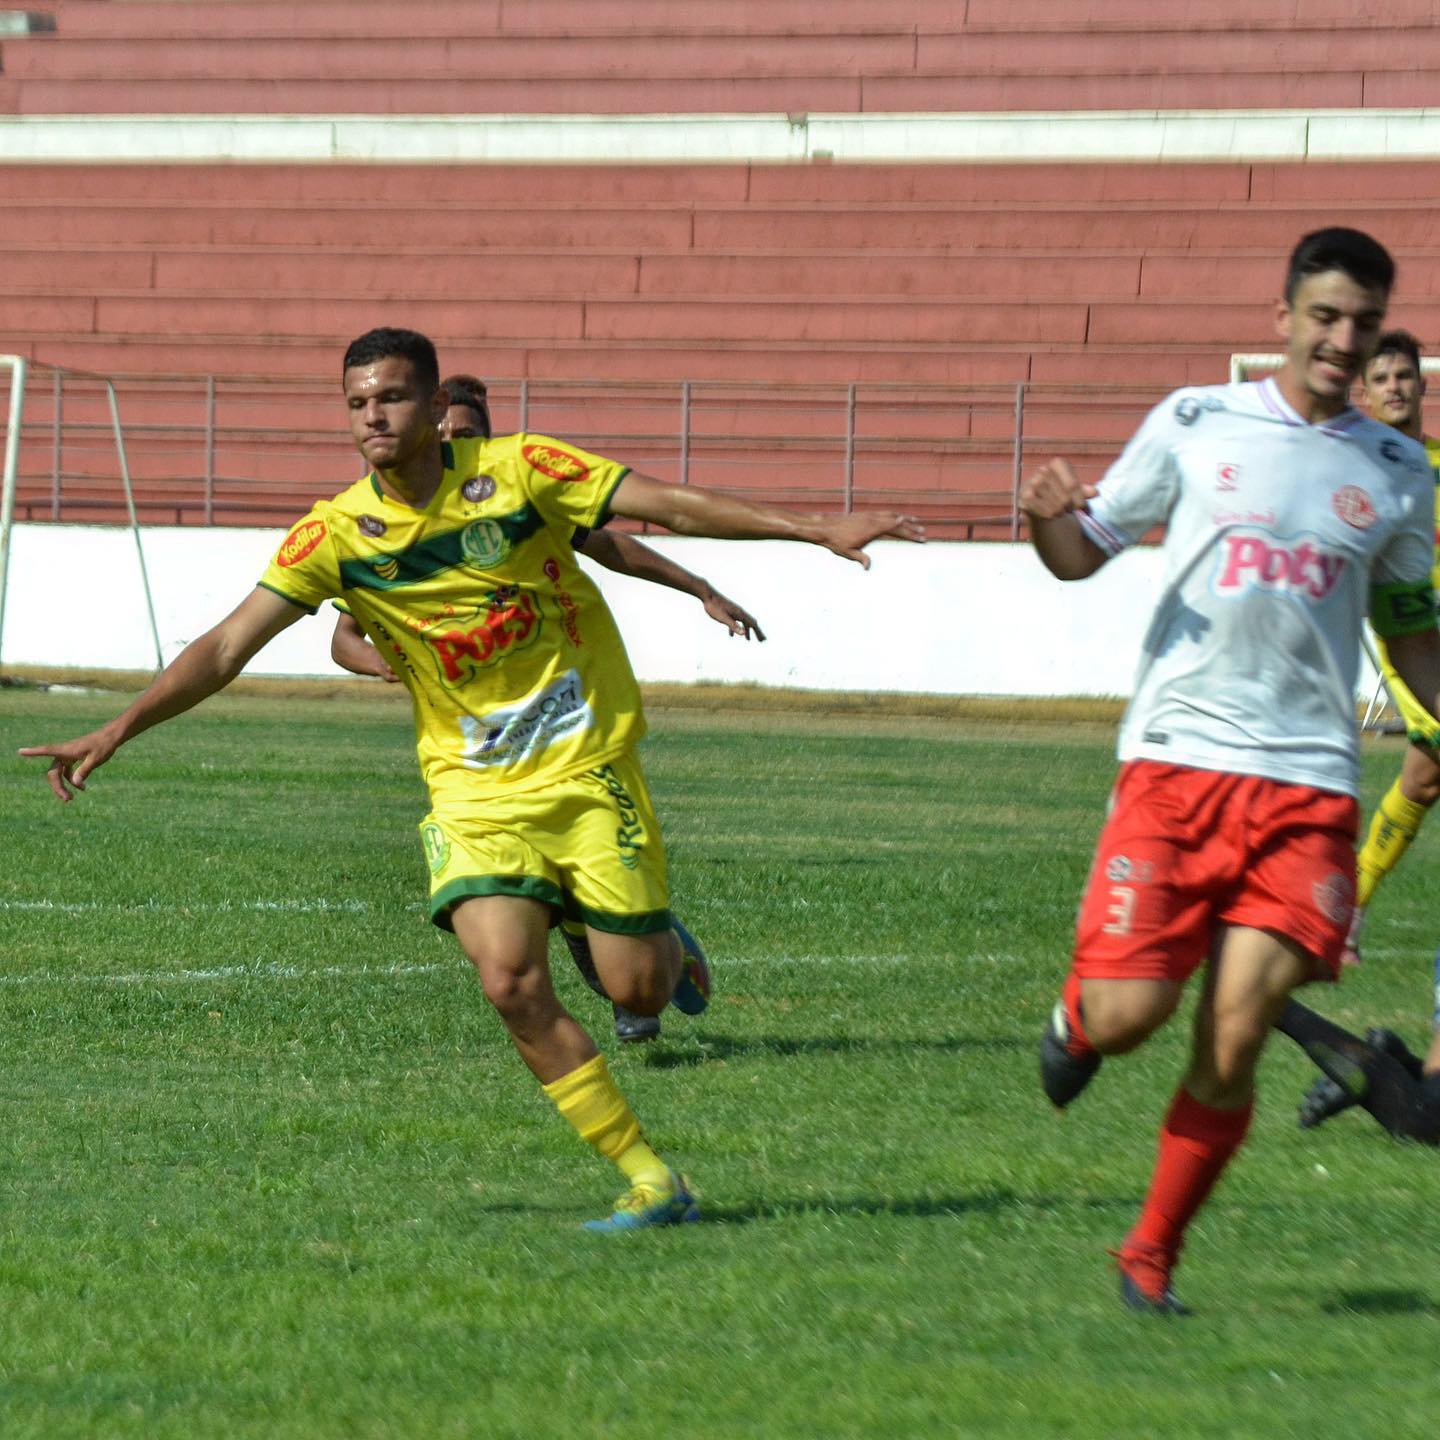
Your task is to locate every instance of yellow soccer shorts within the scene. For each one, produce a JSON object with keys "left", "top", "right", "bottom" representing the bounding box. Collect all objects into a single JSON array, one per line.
[
  {"left": 421, "top": 751, "right": 672, "bottom": 934},
  {"left": 1375, "top": 634, "right": 1440, "bottom": 743}
]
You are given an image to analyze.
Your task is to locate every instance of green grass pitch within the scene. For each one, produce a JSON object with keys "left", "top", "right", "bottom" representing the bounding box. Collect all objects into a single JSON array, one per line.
[{"left": 2, "top": 687, "right": 1437, "bottom": 1438}]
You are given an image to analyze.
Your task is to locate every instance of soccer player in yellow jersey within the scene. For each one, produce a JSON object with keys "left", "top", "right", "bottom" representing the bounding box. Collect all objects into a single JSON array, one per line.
[
  {"left": 1288, "top": 329, "right": 1440, "bottom": 1140},
  {"left": 21, "top": 327, "right": 923, "bottom": 1230},
  {"left": 330, "top": 371, "right": 765, "bottom": 1047}
]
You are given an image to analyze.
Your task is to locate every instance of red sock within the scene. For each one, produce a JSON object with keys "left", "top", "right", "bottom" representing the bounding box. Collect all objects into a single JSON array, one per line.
[
  {"left": 1124, "top": 1087, "right": 1253, "bottom": 1262},
  {"left": 1061, "top": 970, "right": 1094, "bottom": 1057}
]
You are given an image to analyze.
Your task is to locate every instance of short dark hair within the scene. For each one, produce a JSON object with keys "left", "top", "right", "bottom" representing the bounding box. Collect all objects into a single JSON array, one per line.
[
  {"left": 441, "top": 373, "right": 492, "bottom": 437},
  {"left": 341, "top": 327, "right": 439, "bottom": 393},
  {"left": 1366, "top": 328, "right": 1423, "bottom": 376},
  {"left": 1284, "top": 228, "right": 1395, "bottom": 304}
]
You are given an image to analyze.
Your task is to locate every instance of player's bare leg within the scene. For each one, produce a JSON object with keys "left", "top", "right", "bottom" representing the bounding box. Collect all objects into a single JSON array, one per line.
[
  {"left": 452, "top": 895, "right": 697, "bottom": 1229},
  {"left": 454, "top": 895, "right": 596, "bottom": 1082},
  {"left": 1115, "top": 926, "right": 1310, "bottom": 1315}
]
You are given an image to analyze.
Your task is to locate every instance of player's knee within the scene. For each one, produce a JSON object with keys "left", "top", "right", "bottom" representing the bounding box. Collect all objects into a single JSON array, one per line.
[
  {"left": 1402, "top": 772, "right": 1440, "bottom": 807},
  {"left": 474, "top": 952, "right": 544, "bottom": 1017},
  {"left": 1081, "top": 983, "right": 1179, "bottom": 1053}
]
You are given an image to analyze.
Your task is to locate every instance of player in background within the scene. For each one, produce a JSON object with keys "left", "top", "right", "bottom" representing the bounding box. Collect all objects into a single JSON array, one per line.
[
  {"left": 21, "top": 327, "right": 922, "bottom": 1233},
  {"left": 1280, "top": 331, "right": 1440, "bottom": 1141},
  {"left": 330, "top": 373, "right": 766, "bottom": 1046},
  {"left": 1023, "top": 229, "right": 1440, "bottom": 1312}
]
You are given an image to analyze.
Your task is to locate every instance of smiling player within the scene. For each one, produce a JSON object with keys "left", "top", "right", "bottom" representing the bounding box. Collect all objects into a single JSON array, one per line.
[{"left": 1024, "top": 229, "right": 1440, "bottom": 1312}]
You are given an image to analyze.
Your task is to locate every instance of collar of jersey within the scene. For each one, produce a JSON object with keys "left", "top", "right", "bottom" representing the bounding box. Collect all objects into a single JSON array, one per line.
[
  {"left": 367, "top": 441, "right": 455, "bottom": 512},
  {"left": 1259, "top": 376, "right": 1361, "bottom": 435}
]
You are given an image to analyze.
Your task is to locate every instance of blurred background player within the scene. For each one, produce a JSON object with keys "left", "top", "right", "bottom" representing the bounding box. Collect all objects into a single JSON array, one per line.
[
  {"left": 1284, "top": 330, "right": 1440, "bottom": 1139},
  {"left": 21, "top": 326, "right": 921, "bottom": 1234},
  {"left": 1024, "top": 229, "right": 1440, "bottom": 1313},
  {"left": 330, "top": 373, "right": 766, "bottom": 1045}
]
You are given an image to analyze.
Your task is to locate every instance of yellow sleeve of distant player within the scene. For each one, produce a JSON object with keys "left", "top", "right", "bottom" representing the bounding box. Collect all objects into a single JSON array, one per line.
[
  {"left": 257, "top": 505, "right": 343, "bottom": 613},
  {"left": 511, "top": 432, "right": 629, "bottom": 533}
]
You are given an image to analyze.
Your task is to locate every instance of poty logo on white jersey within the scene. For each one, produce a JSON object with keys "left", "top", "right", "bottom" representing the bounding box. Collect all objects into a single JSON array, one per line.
[{"left": 1214, "top": 533, "right": 1347, "bottom": 601}]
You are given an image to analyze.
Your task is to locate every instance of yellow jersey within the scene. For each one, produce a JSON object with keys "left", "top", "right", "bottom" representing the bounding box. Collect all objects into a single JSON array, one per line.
[{"left": 259, "top": 433, "right": 644, "bottom": 807}]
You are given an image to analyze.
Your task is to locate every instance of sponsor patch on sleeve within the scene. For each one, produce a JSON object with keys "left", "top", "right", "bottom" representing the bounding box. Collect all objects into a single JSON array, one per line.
[
  {"left": 275, "top": 519, "right": 327, "bottom": 568},
  {"left": 522, "top": 442, "right": 591, "bottom": 484}
]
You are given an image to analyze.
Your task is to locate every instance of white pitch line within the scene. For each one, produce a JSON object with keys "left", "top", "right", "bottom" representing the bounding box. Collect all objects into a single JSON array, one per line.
[
  {"left": 0, "top": 952, "right": 973, "bottom": 989},
  {"left": 0, "top": 898, "right": 384, "bottom": 914}
]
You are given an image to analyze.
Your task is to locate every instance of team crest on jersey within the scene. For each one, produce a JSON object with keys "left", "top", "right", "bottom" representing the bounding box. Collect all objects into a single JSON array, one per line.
[
  {"left": 462, "top": 474, "right": 497, "bottom": 503},
  {"left": 461, "top": 518, "right": 510, "bottom": 569},
  {"left": 1312, "top": 872, "right": 1351, "bottom": 925},
  {"left": 1216, "top": 463, "right": 1240, "bottom": 492},
  {"left": 1332, "top": 485, "right": 1377, "bottom": 530},
  {"left": 420, "top": 822, "right": 451, "bottom": 875},
  {"left": 523, "top": 442, "right": 591, "bottom": 484},
  {"left": 358, "top": 514, "right": 387, "bottom": 537},
  {"left": 276, "top": 520, "right": 326, "bottom": 567}
]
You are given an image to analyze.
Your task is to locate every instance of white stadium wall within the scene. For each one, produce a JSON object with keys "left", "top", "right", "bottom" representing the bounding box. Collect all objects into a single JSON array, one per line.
[{"left": 0, "top": 522, "right": 1383, "bottom": 700}]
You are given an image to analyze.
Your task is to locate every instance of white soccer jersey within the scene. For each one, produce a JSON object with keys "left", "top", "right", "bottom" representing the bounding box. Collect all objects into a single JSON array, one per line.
[{"left": 1079, "top": 378, "right": 1437, "bottom": 797}]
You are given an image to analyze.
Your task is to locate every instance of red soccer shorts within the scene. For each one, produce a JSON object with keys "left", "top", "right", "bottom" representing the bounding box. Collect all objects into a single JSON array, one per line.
[{"left": 1073, "top": 760, "right": 1359, "bottom": 984}]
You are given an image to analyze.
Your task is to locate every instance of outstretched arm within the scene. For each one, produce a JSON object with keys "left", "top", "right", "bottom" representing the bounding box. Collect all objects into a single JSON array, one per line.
[
  {"left": 577, "top": 528, "right": 765, "bottom": 640},
  {"left": 1019, "top": 457, "right": 1109, "bottom": 581},
  {"left": 605, "top": 473, "right": 923, "bottom": 571},
  {"left": 19, "top": 586, "right": 306, "bottom": 802},
  {"left": 331, "top": 610, "right": 399, "bottom": 680}
]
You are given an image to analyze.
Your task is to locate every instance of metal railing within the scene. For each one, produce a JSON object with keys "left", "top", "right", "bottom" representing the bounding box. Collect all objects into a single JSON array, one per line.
[{"left": 0, "top": 373, "right": 1161, "bottom": 538}]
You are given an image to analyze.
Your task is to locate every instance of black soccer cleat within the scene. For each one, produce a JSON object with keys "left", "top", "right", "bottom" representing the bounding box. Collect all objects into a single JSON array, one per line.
[
  {"left": 1298, "top": 1074, "right": 1359, "bottom": 1129},
  {"left": 1040, "top": 1000, "right": 1102, "bottom": 1108},
  {"left": 1367, "top": 1027, "right": 1425, "bottom": 1080},
  {"left": 1119, "top": 1269, "right": 1192, "bottom": 1317},
  {"left": 1115, "top": 1243, "right": 1191, "bottom": 1317},
  {"left": 613, "top": 1003, "right": 662, "bottom": 1044}
]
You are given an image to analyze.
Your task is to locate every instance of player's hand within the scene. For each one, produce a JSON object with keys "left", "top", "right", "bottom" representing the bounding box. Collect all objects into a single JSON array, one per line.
[
  {"left": 817, "top": 513, "right": 926, "bottom": 569},
  {"left": 18, "top": 726, "right": 121, "bottom": 803},
  {"left": 703, "top": 591, "right": 766, "bottom": 641},
  {"left": 1019, "top": 458, "right": 1098, "bottom": 520},
  {"left": 361, "top": 654, "right": 400, "bottom": 682}
]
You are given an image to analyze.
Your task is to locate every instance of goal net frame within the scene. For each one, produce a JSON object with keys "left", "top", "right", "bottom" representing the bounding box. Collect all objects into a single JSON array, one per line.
[{"left": 0, "top": 355, "right": 164, "bottom": 675}]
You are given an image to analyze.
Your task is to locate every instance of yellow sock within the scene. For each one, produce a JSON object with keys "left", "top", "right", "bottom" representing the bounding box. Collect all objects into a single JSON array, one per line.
[
  {"left": 1356, "top": 778, "right": 1430, "bottom": 907},
  {"left": 542, "top": 1054, "right": 671, "bottom": 1189}
]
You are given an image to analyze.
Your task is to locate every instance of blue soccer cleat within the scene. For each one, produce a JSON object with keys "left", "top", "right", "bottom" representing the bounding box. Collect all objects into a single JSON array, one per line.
[
  {"left": 583, "top": 1171, "right": 700, "bottom": 1233},
  {"left": 668, "top": 918, "right": 711, "bottom": 1017}
]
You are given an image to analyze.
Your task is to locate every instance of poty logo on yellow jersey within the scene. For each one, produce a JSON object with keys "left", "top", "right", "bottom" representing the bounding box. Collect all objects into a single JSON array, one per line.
[
  {"left": 276, "top": 520, "right": 327, "bottom": 567},
  {"left": 523, "top": 443, "right": 591, "bottom": 484}
]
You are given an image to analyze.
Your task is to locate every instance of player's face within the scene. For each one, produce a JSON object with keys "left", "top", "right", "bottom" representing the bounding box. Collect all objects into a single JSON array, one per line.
[
  {"left": 1276, "top": 270, "right": 1388, "bottom": 413},
  {"left": 342, "top": 356, "right": 443, "bottom": 471},
  {"left": 440, "top": 402, "right": 487, "bottom": 440},
  {"left": 1362, "top": 352, "right": 1425, "bottom": 433}
]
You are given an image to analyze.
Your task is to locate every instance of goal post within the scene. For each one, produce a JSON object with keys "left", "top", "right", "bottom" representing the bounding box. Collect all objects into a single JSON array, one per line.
[
  {"left": 1230, "top": 353, "right": 1440, "bottom": 382},
  {"left": 0, "top": 355, "right": 164, "bottom": 675}
]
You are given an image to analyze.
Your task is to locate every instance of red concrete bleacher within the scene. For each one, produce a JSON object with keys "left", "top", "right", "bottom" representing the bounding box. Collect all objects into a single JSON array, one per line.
[
  {"left": 2, "top": 3, "right": 1438, "bottom": 533},
  {"left": 2, "top": 1, "right": 1439, "bottom": 113}
]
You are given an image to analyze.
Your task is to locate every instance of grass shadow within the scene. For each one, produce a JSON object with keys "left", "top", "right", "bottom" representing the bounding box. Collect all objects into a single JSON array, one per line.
[
  {"left": 637, "top": 1032, "right": 1027, "bottom": 1067},
  {"left": 1321, "top": 1289, "right": 1440, "bottom": 1318}
]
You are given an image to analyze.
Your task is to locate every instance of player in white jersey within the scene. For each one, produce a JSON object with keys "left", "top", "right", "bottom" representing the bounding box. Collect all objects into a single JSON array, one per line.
[{"left": 1021, "top": 228, "right": 1440, "bottom": 1313}]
